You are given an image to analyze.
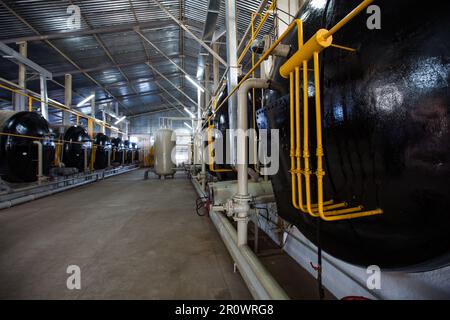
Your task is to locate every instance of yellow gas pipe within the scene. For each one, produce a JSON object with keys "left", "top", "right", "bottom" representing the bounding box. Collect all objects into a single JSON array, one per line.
[{"left": 282, "top": 0, "right": 383, "bottom": 221}]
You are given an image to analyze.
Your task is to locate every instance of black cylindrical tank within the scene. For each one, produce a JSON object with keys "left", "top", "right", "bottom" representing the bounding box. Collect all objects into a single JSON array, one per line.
[
  {"left": 94, "top": 133, "right": 111, "bottom": 170},
  {"left": 62, "top": 126, "right": 92, "bottom": 172},
  {"left": 0, "top": 111, "right": 55, "bottom": 182},
  {"left": 124, "top": 140, "right": 132, "bottom": 164},
  {"left": 131, "top": 142, "right": 138, "bottom": 163},
  {"left": 110, "top": 137, "right": 124, "bottom": 165},
  {"left": 256, "top": 0, "right": 450, "bottom": 269}
]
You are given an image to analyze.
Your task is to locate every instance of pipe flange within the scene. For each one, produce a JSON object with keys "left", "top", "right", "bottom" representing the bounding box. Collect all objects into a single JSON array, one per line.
[{"left": 232, "top": 194, "right": 252, "bottom": 215}]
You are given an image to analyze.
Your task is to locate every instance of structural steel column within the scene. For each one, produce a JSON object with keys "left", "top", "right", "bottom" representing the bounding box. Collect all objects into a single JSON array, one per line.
[
  {"left": 63, "top": 74, "right": 72, "bottom": 125},
  {"left": 225, "top": 0, "right": 239, "bottom": 165},
  {"left": 101, "top": 109, "right": 106, "bottom": 134},
  {"left": 14, "top": 41, "right": 27, "bottom": 112},
  {"left": 90, "top": 91, "right": 96, "bottom": 119},
  {"left": 40, "top": 75, "right": 48, "bottom": 120}
]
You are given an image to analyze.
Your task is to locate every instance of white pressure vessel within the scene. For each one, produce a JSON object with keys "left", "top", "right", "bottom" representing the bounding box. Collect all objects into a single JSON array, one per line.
[{"left": 154, "top": 129, "right": 176, "bottom": 177}]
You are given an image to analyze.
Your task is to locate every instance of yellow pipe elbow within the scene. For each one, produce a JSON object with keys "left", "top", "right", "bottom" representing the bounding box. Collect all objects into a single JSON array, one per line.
[{"left": 280, "top": 29, "right": 333, "bottom": 78}]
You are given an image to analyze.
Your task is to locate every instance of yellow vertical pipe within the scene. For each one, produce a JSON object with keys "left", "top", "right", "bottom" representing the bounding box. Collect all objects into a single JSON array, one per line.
[
  {"left": 90, "top": 145, "right": 96, "bottom": 171},
  {"left": 313, "top": 51, "right": 326, "bottom": 219},
  {"left": 295, "top": 66, "right": 306, "bottom": 213},
  {"left": 289, "top": 72, "right": 300, "bottom": 210},
  {"left": 88, "top": 118, "right": 94, "bottom": 139},
  {"left": 28, "top": 96, "right": 32, "bottom": 112},
  {"left": 303, "top": 60, "right": 318, "bottom": 217}
]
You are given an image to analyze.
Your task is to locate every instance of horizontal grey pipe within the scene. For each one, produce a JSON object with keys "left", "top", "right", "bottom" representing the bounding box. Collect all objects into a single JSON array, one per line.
[
  {"left": 210, "top": 209, "right": 289, "bottom": 300},
  {"left": 0, "top": 167, "right": 138, "bottom": 210},
  {"left": 0, "top": 179, "right": 94, "bottom": 210},
  {"left": 190, "top": 176, "right": 288, "bottom": 300},
  {"left": 0, "top": 165, "right": 138, "bottom": 196},
  {"left": 191, "top": 177, "right": 207, "bottom": 198}
]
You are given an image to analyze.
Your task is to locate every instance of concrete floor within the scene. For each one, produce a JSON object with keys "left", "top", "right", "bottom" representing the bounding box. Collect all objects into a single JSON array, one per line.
[
  {"left": 0, "top": 168, "right": 334, "bottom": 300},
  {"left": 0, "top": 169, "right": 251, "bottom": 299}
]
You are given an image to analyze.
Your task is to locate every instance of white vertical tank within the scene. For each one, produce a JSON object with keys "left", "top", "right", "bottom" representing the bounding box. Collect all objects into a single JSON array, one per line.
[{"left": 154, "top": 129, "right": 176, "bottom": 177}]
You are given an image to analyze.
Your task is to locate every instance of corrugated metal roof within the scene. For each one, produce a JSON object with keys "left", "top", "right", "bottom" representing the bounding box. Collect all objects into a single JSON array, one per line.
[{"left": 0, "top": 0, "right": 275, "bottom": 118}]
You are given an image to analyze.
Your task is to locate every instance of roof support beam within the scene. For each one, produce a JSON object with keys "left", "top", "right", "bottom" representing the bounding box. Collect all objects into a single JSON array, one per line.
[
  {"left": 151, "top": 0, "right": 228, "bottom": 67},
  {"left": 128, "top": 105, "right": 183, "bottom": 119},
  {"left": 196, "top": 0, "right": 221, "bottom": 79},
  {"left": 135, "top": 28, "right": 209, "bottom": 94},
  {"left": 70, "top": 0, "right": 142, "bottom": 105},
  {"left": 0, "top": 0, "right": 133, "bottom": 114},
  {"left": 155, "top": 81, "right": 191, "bottom": 112},
  {"left": 146, "top": 62, "right": 197, "bottom": 106},
  {"left": 0, "top": 19, "right": 203, "bottom": 44},
  {"left": 0, "top": 42, "right": 52, "bottom": 79}
]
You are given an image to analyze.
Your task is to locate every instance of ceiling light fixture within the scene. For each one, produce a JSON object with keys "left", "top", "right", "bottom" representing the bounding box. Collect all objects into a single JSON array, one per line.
[
  {"left": 114, "top": 116, "right": 126, "bottom": 125},
  {"left": 184, "top": 107, "right": 195, "bottom": 119},
  {"left": 76, "top": 94, "right": 95, "bottom": 107},
  {"left": 185, "top": 75, "right": 205, "bottom": 93}
]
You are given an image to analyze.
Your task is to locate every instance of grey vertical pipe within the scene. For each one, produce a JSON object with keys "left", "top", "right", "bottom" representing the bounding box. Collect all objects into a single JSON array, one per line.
[
  {"left": 15, "top": 41, "right": 27, "bottom": 112},
  {"left": 63, "top": 74, "right": 72, "bottom": 125},
  {"left": 84, "top": 148, "right": 88, "bottom": 173},
  {"left": 33, "top": 141, "right": 43, "bottom": 183},
  {"left": 102, "top": 109, "right": 106, "bottom": 134},
  {"left": 90, "top": 91, "right": 96, "bottom": 119},
  {"left": 225, "top": 0, "right": 238, "bottom": 166},
  {"left": 235, "top": 79, "right": 269, "bottom": 248},
  {"left": 40, "top": 75, "right": 48, "bottom": 120},
  {"left": 237, "top": 79, "right": 269, "bottom": 197}
]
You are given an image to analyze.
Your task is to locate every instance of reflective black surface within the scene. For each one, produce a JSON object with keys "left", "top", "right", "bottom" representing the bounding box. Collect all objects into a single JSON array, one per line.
[
  {"left": 123, "top": 140, "right": 133, "bottom": 164},
  {"left": 94, "top": 133, "right": 111, "bottom": 170},
  {"left": 62, "top": 126, "right": 92, "bottom": 172},
  {"left": 110, "top": 137, "right": 124, "bottom": 165},
  {"left": 0, "top": 111, "right": 55, "bottom": 182},
  {"left": 257, "top": 0, "right": 450, "bottom": 269}
]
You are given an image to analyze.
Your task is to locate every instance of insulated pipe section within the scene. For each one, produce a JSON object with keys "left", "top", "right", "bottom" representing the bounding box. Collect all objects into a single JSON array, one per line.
[
  {"left": 236, "top": 79, "right": 270, "bottom": 197},
  {"left": 33, "top": 141, "right": 43, "bottom": 183},
  {"left": 210, "top": 209, "right": 289, "bottom": 300},
  {"left": 235, "top": 79, "right": 270, "bottom": 247}
]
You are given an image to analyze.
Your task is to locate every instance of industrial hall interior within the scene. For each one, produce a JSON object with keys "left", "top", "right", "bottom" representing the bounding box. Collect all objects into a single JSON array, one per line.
[{"left": 0, "top": 0, "right": 448, "bottom": 301}]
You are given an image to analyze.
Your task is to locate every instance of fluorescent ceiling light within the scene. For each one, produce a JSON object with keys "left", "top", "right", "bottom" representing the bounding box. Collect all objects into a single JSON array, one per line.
[
  {"left": 185, "top": 75, "right": 204, "bottom": 93},
  {"left": 114, "top": 116, "right": 126, "bottom": 125},
  {"left": 184, "top": 107, "right": 195, "bottom": 119},
  {"left": 76, "top": 94, "right": 95, "bottom": 107},
  {"left": 184, "top": 122, "right": 192, "bottom": 130}
]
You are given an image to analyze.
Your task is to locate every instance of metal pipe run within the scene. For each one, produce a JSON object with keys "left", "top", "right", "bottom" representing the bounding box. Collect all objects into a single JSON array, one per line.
[
  {"left": 0, "top": 166, "right": 138, "bottom": 210},
  {"left": 210, "top": 209, "right": 289, "bottom": 300},
  {"left": 234, "top": 78, "right": 270, "bottom": 248},
  {"left": 190, "top": 176, "right": 288, "bottom": 299},
  {"left": 236, "top": 79, "right": 270, "bottom": 197},
  {"left": 33, "top": 141, "right": 43, "bottom": 184}
]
